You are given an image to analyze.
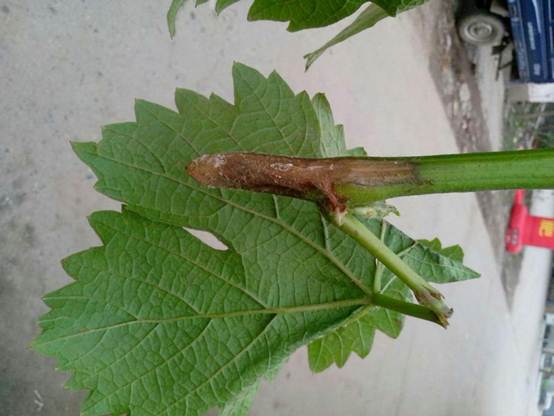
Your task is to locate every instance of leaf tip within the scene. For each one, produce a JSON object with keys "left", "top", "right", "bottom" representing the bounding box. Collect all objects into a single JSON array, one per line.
[
  {"left": 167, "top": 15, "right": 177, "bottom": 39},
  {"left": 87, "top": 210, "right": 122, "bottom": 245},
  {"left": 60, "top": 253, "right": 79, "bottom": 277},
  {"left": 71, "top": 142, "right": 99, "bottom": 176},
  {"left": 71, "top": 140, "right": 95, "bottom": 156},
  {"left": 303, "top": 52, "right": 318, "bottom": 72},
  {"left": 231, "top": 61, "right": 249, "bottom": 75},
  {"left": 167, "top": 0, "right": 187, "bottom": 39},
  {"left": 133, "top": 97, "right": 145, "bottom": 110},
  {"left": 311, "top": 92, "right": 330, "bottom": 109},
  {"left": 245, "top": 7, "right": 258, "bottom": 23}
]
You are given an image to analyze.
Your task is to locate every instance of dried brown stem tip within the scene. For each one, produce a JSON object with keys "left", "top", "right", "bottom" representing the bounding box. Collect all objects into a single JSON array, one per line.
[
  {"left": 414, "top": 290, "right": 453, "bottom": 328},
  {"left": 186, "top": 152, "right": 415, "bottom": 211}
]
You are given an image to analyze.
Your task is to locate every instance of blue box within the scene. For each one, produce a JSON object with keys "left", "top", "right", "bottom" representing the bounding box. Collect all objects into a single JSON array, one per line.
[{"left": 508, "top": 0, "right": 551, "bottom": 82}]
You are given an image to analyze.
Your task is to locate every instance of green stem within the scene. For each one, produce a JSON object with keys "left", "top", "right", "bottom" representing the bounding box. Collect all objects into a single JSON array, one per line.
[
  {"left": 372, "top": 222, "right": 388, "bottom": 292},
  {"left": 371, "top": 293, "right": 443, "bottom": 326},
  {"left": 330, "top": 213, "right": 452, "bottom": 327},
  {"left": 329, "top": 295, "right": 444, "bottom": 327},
  {"left": 337, "top": 149, "right": 554, "bottom": 206}
]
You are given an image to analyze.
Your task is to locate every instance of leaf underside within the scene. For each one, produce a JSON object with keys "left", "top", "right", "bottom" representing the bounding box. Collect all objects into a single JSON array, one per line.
[
  {"left": 34, "top": 63, "right": 478, "bottom": 416},
  {"left": 167, "top": 0, "right": 428, "bottom": 67}
]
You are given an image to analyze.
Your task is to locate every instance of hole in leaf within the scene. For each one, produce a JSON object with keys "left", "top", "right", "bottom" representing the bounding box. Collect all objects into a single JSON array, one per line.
[{"left": 185, "top": 228, "right": 229, "bottom": 251}]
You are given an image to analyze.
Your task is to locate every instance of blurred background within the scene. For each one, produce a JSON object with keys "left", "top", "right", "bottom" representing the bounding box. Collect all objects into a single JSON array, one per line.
[{"left": 1, "top": 0, "right": 554, "bottom": 415}]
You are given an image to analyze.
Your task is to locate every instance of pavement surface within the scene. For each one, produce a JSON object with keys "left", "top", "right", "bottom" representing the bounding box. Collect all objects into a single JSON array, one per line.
[{"left": 1, "top": 1, "right": 552, "bottom": 415}]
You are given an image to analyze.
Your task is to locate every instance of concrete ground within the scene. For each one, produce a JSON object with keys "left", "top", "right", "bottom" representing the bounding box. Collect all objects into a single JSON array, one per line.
[{"left": 1, "top": 0, "right": 552, "bottom": 415}]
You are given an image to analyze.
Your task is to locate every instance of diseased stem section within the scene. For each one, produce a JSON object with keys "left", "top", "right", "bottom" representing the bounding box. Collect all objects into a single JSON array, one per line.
[
  {"left": 330, "top": 213, "right": 452, "bottom": 327},
  {"left": 187, "top": 152, "right": 416, "bottom": 211},
  {"left": 187, "top": 149, "right": 554, "bottom": 208}
]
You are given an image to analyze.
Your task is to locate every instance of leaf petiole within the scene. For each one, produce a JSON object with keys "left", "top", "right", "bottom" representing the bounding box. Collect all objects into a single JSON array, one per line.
[
  {"left": 329, "top": 213, "right": 452, "bottom": 327},
  {"left": 371, "top": 293, "right": 444, "bottom": 326}
]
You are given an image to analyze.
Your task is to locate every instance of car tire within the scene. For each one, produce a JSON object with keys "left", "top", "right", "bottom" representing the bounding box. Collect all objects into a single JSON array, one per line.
[{"left": 457, "top": 11, "right": 505, "bottom": 46}]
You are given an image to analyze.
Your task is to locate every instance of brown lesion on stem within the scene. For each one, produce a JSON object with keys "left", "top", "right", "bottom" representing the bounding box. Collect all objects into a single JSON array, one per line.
[
  {"left": 414, "top": 290, "right": 453, "bottom": 328},
  {"left": 187, "top": 152, "right": 417, "bottom": 211}
]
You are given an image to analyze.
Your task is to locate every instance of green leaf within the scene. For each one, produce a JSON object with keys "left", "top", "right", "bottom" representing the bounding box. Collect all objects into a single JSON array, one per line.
[
  {"left": 35, "top": 63, "right": 373, "bottom": 415},
  {"left": 304, "top": 0, "right": 431, "bottom": 68},
  {"left": 167, "top": 0, "right": 186, "bottom": 38},
  {"left": 166, "top": 0, "right": 428, "bottom": 68},
  {"left": 167, "top": 0, "right": 427, "bottom": 35},
  {"left": 418, "top": 238, "right": 465, "bottom": 263},
  {"left": 34, "top": 63, "right": 478, "bottom": 415},
  {"left": 216, "top": 0, "right": 241, "bottom": 15},
  {"left": 308, "top": 220, "right": 479, "bottom": 372},
  {"left": 246, "top": 0, "right": 368, "bottom": 31},
  {"left": 372, "top": 0, "right": 428, "bottom": 16},
  {"left": 308, "top": 306, "right": 376, "bottom": 372},
  {"left": 312, "top": 92, "right": 367, "bottom": 158},
  {"left": 35, "top": 210, "right": 367, "bottom": 416},
  {"left": 304, "top": 4, "right": 390, "bottom": 70}
]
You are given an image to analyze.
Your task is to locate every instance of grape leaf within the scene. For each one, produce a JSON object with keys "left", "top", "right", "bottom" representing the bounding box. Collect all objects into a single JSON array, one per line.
[
  {"left": 246, "top": 0, "right": 368, "bottom": 31},
  {"left": 308, "top": 221, "right": 478, "bottom": 372},
  {"left": 215, "top": 0, "right": 241, "bottom": 14},
  {"left": 167, "top": 0, "right": 427, "bottom": 33},
  {"left": 418, "top": 238, "right": 465, "bottom": 262},
  {"left": 302, "top": 0, "right": 428, "bottom": 68},
  {"left": 304, "top": 4, "right": 390, "bottom": 70},
  {"left": 168, "top": 0, "right": 368, "bottom": 34},
  {"left": 167, "top": 0, "right": 186, "bottom": 38},
  {"left": 166, "top": 0, "right": 428, "bottom": 68},
  {"left": 372, "top": 0, "right": 427, "bottom": 16},
  {"left": 34, "top": 63, "right": 478, "bottom": 415},
  {"left": 308, "top": 305, "right": 377, "bottom": 372}
]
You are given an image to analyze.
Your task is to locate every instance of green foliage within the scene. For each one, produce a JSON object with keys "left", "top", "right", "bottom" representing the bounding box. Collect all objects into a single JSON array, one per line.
[
  {"left": 167, "top": 0, "right": 428, "bottom": 66},
  {"left": 372, "top": 0, "right": 427, "bottom": 15},
  {"left": 34, "top": 63, "right": 477, "bottom": 415},
  {"left": 167, "top": 0, "right": 186, "bottom": 38},
  {"left": 418, "top": 238, "right": 465, "bottom": 262},
  {"left": 309, "top": 223, "right": 476, "bottom": 372},
  {"left": 304, "top": 4, "right": 389, "bottom": 70},
  {"left": 248, "top": 0, "right": 368, "bottom": 31}
]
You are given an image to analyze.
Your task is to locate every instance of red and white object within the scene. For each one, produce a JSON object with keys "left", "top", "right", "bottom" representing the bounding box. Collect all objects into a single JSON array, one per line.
[{"left": 505, "top": 189, "right": 554, "bottom": 253}]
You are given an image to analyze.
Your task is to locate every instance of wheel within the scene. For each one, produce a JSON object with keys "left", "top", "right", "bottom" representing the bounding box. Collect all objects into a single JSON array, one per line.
[{"left": 457, "top": 11, "right": 505, "bottom": 46}]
